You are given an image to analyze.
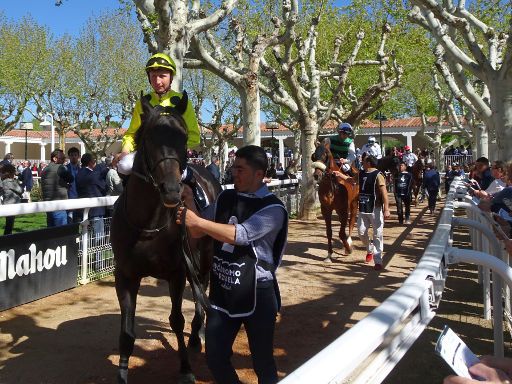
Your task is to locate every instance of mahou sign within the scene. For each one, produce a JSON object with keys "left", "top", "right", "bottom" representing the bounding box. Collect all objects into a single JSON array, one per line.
[{"left": 0, "top": 224, "right": 79, "bottom": 311}]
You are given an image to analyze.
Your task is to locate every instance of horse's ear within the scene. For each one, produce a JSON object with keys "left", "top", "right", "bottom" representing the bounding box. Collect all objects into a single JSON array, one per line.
[
  {"left": 169, "top": 91, "right": 188, "bottom": 116},
  {"left": 140, "top": 93, "right": 153, "bottom": 119}
]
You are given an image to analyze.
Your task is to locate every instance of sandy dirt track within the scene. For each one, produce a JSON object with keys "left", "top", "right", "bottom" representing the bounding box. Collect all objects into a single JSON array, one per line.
[{"left": 0, "top": 199, "right": 502, "bottom": 383}]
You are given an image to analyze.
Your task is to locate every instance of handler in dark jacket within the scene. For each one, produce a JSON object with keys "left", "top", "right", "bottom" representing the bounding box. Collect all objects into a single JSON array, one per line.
[
  {"left": 394, "top": 161, "right": 413, "bottom": 224},
  {"left": 423, "top": 160, "right": 441, "bottom": 214},
  {"left": 41, "top": 149, "right": 74, "bottom": 227}
]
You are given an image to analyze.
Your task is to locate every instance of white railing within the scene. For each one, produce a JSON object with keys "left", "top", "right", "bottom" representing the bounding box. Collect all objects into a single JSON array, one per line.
[
  {"left": 0, "top": 180, "right": 301, "bottom": 284},
  {"left": 444, "top": 154, "right": 473, "bottom": 167},
  {"left": 280, "top": 177, "right": 512, "bottom": 383}
]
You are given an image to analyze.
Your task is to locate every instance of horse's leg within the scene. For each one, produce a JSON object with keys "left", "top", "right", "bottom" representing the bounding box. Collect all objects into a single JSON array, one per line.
[
  {"left": 115, "top": 271, "right": 141, "bottom": 384},
  {"left": 336, "top": 189, "right": 351, "bottom": 255},
  {"left": 188, "top": 239, "right": 212, "bottom": 352},
  {"left": 169, "top": 272, "right": 195, "bottom": 384},
  {"left": 346, "top": 195, "right": 359, "bottom": 253},
  {"left": 321, "top": 205, "right": 334, "bottom": 262}
]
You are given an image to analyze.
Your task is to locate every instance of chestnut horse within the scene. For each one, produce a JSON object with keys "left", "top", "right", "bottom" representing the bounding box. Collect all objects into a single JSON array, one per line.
[
  {"left": 312, "top": 146, "right": 359, "bottom": 262},
  {"left": 411, "top": 157, "right": 425, "bottom": 205},
  {"left": 110, "top": 94, "right": 222, "bottom": 384}
]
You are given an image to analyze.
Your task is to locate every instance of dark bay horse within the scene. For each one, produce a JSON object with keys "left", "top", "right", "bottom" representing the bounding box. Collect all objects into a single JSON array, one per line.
[
  {"left": 311, "top": 146, "right": 359, "bottom": 262},
  {"left": 411, "top": 158, "right": 425, "bottom": 205},
  {"left": 110, "top": 94, "right": 222, "bottom": 384}
]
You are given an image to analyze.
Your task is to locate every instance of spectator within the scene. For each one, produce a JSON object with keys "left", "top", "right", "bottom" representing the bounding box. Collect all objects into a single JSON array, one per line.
[
  {"left": 266, "top": 163, "right": 277, "bottom": 179},
  {"left": 38, "top": 162, "right": 47, "bottom": 177},
  {"left": 394, "top": 161, "right": 413, "bottom": 224},
  {"left": 41, "top": 149, "right": 74, "bottom": 227},
  {"left": 76, "top": 153, "right": 107, "bottom": 267},
  {"left": 423, "top": 160, "right": 441, "bottom": 214},
  {"left": 206, "top": 156, "right": 221, "bottom": 182},
  {"left": 284, "top": 159, "right": 298, "bottom": 179},
  {"left": 66, "top": 147, "right": 81, "bottom": 223},
  {"left": 474, "top": 157, "right": 495, "bottom": 191},
  {"left": 473, "top": 160, "right": 507, "bottom": 199},
  {"left": 105, "top": 156, "right": 123, "bottom": 197},
  {"left": 20, "top": 160, "right": 34, "bottom": 201},
  {"left": 444, "top": 356, "right": 512, "bottom": 383},
  {"left": 402, "top": 145, "right": 418, "bottom": 173},
  {"left": 444, "top": 164, "right": 453, "bottom": 195},
  {"left": 223, "top": 163, "right": 234, "bottom": 184},
  {"left": 0, "top": 153, "right": 14, "bottom": 168},
  {"left": 0, "top": 163, "right": 23, "bottom": 235},
  {"left": 360, "top": 136, "right": 382, "bottom": 160},
  {"left": 16, "top": 161, "right": 24, "bottom": 175},
  {"left": 276, "top": 163, "right": 284, "bottom": 172}
]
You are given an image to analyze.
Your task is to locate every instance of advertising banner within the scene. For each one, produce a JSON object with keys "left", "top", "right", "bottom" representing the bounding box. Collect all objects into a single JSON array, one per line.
[{"left": 0, "top": 224, "right": 80, "bottom": 311}]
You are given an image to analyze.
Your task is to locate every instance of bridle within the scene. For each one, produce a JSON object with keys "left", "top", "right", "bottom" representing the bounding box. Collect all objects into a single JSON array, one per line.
[{"left": 131, "top": 131, "right": 185, "bottom": 190}]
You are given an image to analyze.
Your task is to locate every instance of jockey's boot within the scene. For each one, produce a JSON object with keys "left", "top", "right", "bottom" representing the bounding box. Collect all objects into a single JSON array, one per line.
[
  {"left": 182, "top": 167, "right": 209, "bottom": 211},
  {"left": 341, "top": 163, "right": 354, "bottom": 177}
]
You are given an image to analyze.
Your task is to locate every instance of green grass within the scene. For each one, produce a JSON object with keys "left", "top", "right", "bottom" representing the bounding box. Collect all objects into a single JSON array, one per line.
[{"left": 0, "top": 213, "right": 47, "bottom": 234}]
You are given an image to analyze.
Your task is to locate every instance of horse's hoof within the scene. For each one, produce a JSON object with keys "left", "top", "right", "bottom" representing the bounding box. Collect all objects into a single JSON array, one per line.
[
  {"left": 178, "top": 373, "right": 196, "bottom": 384},
  {"left": 117, "top": 369, "right": 128, "bottom": 384},
  {"left": 324, "top": 255, "right": 333, "bottom": 263}
]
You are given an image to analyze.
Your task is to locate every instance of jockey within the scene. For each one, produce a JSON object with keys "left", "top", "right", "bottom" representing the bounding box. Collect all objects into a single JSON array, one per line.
[
  {"left": 115, "top": 53, "right": 208, "bottom": 210},
  {"left": 325, "top": 122, "right": 356, "bottom": 178},
  {"left": 360, "top": 136, "right": 382, "bottom": 160},
  {"left": 402, "top": 145, "right": 418, "bottom": 173}
]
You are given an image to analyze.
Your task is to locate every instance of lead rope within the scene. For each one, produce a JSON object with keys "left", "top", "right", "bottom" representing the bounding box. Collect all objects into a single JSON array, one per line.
[{"left": 178, "top": 206, "right": 211, "bottom": 312}]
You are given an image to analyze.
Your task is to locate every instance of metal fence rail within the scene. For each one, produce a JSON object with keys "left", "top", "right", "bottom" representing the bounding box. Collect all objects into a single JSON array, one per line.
[
  {"left": 280, "top": 177, "right": 512, "bottom": 383},
  {"left": 444, "top": 154, "right": 473, "bottom": 167},
  {"left": 0, "top": 180, "right": 300, "bottom": 284}
]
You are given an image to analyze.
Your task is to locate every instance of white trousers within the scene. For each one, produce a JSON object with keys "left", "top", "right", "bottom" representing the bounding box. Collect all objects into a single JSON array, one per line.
[
  {"left": 117, "top": 152, "right": 136, "bottom": 175},
  {"left": 357, "top": 207, "right": 384, "bottom": 264}
]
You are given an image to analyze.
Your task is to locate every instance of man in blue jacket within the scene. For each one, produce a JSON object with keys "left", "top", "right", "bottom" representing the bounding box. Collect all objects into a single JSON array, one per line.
[
  {"left": 423, "top": 160, "right": 441, "bottom": 214},
  {"left": 76, "top": 153, "right": 108, "bottom": 269}
]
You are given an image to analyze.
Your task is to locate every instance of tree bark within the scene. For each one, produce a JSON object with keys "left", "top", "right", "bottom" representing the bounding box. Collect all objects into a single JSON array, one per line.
[
  {"left": 298, "top": 119, "right": 318, "bottom": 220},
  {"left": 239, "top": 79, "right": 261, "bottom": 146},
  {"left": 489, "top": 78, "right": 512, "bottom": 161}
]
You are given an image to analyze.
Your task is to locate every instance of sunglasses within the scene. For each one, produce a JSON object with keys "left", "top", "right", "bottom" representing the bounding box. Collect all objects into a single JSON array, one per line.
[{"left": 146, "top": 57, "right": 172, "bottom": 67}]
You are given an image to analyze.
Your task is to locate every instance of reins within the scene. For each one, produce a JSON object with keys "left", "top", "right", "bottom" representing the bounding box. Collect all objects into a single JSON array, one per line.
[{"left": 177, "top": 206, "right": 211, "bottom": 312}]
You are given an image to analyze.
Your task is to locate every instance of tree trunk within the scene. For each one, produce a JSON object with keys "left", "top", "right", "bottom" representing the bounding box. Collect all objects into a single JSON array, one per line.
[
  {"left": 169, "top": 42, "right": 188, "bottom": 92},
  {"left": 293, "top": 130, "right": 301, "bottom": 163},
  {"left": 489, "top": 79, "right": 512, "bottom": 162},
  {"left": 298, "top": 120, "right": 318, "bottom": 221},
  {"left": 239, "top": 82, "right": 261, "bottom": 146},
  {"left": 475, "top": 123, "right": 489, "bottom": 159}
]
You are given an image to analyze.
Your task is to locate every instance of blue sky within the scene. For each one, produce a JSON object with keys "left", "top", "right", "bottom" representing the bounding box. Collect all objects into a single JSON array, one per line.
[
  {"left": 1, "top": 0, "right": 123, "bottom": 36},
  {"left": 2, "top": 1, "right": 351, "bottom": 37}
]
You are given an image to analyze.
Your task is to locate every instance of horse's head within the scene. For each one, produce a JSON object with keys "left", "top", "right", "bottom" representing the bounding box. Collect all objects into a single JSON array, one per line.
[
  {"left": 311, "top": 145, "right": 328, "bottom": 181},
  {"left": 133, "top": 92, "right": 189, "bottom": 208}
]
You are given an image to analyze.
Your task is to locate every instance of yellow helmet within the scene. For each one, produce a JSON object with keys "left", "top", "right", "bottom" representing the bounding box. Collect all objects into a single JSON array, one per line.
[{"left": 145, "top": 53, "right": 176, "bottom": 75}]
